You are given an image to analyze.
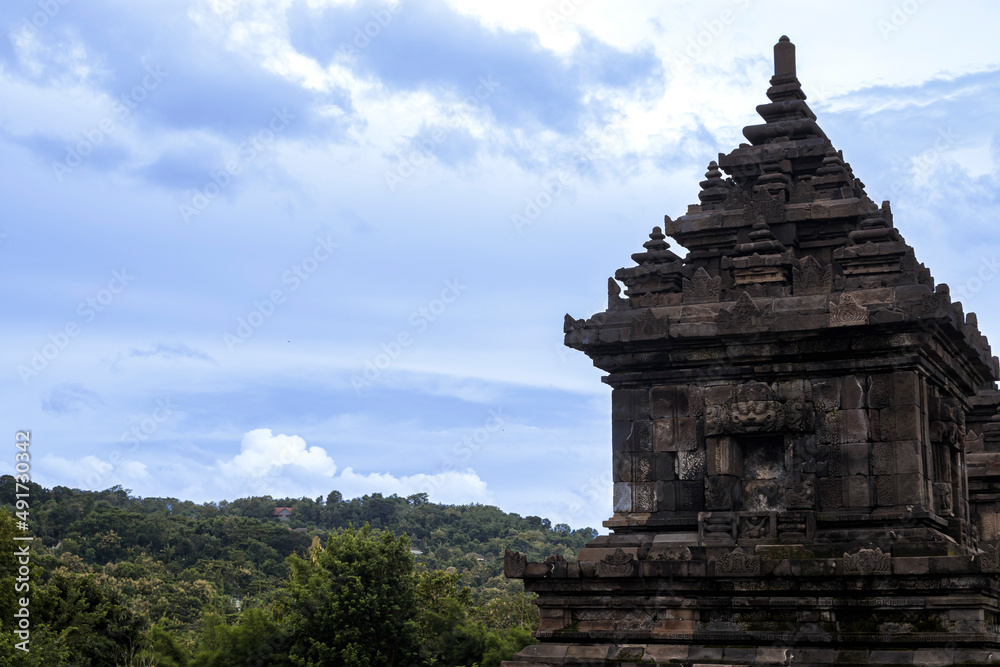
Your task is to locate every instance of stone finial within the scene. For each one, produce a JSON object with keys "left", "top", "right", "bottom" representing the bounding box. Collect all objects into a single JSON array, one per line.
[
  {"left": 629, "top": 226, "right": 681, "bottom": 265},
  {"left": 699, "top": 160, "right": 731, "bottom": 208},
  {"left": 643, "top": 226, "right": 669, "bottom": 253},
  {"left": 774, "top": 35, "right": 795, "bottom": 77}
]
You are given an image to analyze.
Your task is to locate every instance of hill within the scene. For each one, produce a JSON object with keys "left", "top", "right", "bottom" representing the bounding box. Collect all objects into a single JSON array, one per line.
[{"left": 0, "top": 476, "right": 597, "bottom": 665}]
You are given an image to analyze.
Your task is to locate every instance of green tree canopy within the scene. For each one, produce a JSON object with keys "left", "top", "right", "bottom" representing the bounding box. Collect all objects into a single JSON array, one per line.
[{"left": 286, "top": 526, "right": 421, "bottom": 667}]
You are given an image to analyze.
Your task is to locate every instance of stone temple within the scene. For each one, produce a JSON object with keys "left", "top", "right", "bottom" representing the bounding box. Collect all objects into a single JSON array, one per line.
[{"left": 503, "top": 37, "right": 1000, "bottom": 666}]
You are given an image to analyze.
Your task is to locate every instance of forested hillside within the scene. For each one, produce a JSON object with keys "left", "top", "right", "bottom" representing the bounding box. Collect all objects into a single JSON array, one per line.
[{"left": 0, "top": 476, "right": 597, "bottom": 666}]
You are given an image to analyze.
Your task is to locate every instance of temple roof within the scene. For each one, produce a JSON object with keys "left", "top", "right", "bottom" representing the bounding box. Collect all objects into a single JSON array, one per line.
[{"left": 564, "top": 37, "right": 998, "bottom": 392}]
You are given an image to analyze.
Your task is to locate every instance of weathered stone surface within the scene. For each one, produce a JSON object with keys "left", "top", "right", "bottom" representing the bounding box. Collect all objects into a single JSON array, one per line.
[{"left": 506, "top": 36, "right": 1000, "bottom": 667}]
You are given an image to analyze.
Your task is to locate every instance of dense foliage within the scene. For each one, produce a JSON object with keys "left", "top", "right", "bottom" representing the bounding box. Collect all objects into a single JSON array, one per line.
[{"left": 0, "top": 476, "right": 597, "bottom": 666}]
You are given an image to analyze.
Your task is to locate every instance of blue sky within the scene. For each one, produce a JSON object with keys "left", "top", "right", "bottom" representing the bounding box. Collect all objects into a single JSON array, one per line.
[{"left": 3, "top": 0, "right": 1000, "bottom": 532}]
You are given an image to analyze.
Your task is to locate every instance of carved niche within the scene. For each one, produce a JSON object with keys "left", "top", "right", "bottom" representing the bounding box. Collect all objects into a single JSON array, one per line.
[{"left": 705, "top": 381, "right": 811, "bottom": 435}]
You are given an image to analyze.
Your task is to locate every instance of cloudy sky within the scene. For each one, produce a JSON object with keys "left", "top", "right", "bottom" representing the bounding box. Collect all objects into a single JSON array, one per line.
[{"left": 3, "top": 0, "right": 1000, "bottom": 532}]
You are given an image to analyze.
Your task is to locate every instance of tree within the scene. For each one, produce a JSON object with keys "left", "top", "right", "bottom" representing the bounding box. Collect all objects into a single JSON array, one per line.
[
  {"left": 285, "top": 526, "right": 420, "bottom": 666},
  {"left": 190, "top": 609, "right": 292, "bottom": 667},
  {"left": 33, "top": 570, "right": 147, "bottom": 666}
]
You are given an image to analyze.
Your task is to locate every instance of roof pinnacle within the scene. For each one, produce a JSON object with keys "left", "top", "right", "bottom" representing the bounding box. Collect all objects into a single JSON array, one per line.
[{"left": 774, "top": 35, "right": 795, "bottom": 77}]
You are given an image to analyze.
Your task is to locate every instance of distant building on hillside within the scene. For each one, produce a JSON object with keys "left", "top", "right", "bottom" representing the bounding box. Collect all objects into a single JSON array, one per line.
[
  {"left": 273, "top": 507, "right": 293, "bottom": 522},
  {"left": 409, "top": 547, "right": 423, "bottom": 556}
]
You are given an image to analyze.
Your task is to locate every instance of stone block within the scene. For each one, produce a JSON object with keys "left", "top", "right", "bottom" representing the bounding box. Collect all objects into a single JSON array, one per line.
[
  {"left": 896, "top": 472, "right": 924, "bottom": 505},
  {"left": 846, "top": 475, "right": 871, "bottom": 507},
  {"left": 869, "top": 651, "right": 915, "bottom": 664},
  {"left": 612, "top": 420, "right": 632, "bottom": 453},
  {"left": 892, "top": 557, "right": 929, "bottom": 575},
  {"left": 652, "top": 417, "right": 674, "bottom": 450},
  {"left": 818, "top": 477, "right": 843, "bottom": 508},
  {"left": 841, "top": 375, "right": 864, "bottom": 409},
  {"left": 676, "top": 416, "right": 700, "bottom": 449},
  {"left": 822, "top": 411, "right": 841, "bottom": 444},
  {"left": 650, "top": 385, "right": 688, "bottom": 418},
  {"left": 656, "top": 452, "right": 677, "bottom": 480},
  {"left": 634, "top": 418, "right": 653, "bottom": 451},
  {"left": 871, "top": 442, "right": 893, "bottom": 475},
  {"left": 613, "top": 482, "right": 632, "bottom": 512},
  {"left": 678, "top": 480, "right": 705, "bottom": 511},
  {"left": 875, "top": 475, "right": 895, "bottom": 506},
  {"left": 516, "top": 644, "right": 570, "bottom": 659},
  {"left": 892, "top": 440, "right": 924, "bottom": 475},
  {"left": 704, "top": 384, "right": 733, "bottom": 405},
  {"left": 705, "top": 475, "right": 739, "bottom": 510},
  {"left": 566, "top": 645, "right": 611, "bottom": 660},
  {"left": 613, "top": 388, "right": 649, "bottom": 420},
  {"left": 634, "top": 453, "right": 655, "bottom": 482},
  {"left": 613, "top": 453, "right": 632, "bottom": 482},
  {"left": 643, "top": 645, "right": 690, "bottom": 661},
  {"left": 688, "top": 385, "right": 705, "bottom": 416},
  {"left": 678, "top": 449, "right": 706, "bottom": 480},
  {"left": 867, "top": 374, "right": 893, "bottom": 408},
  {"left": 656, "top": 481, "right": 677, "bottom": 512},
  {"left": 841, "top": 409, "right": 869, "bottom": 443},
  {"left": 687, "top": 646, "right": 724, "bottom": 661},
  {"left": 634, "top": 482, "right": 656, "bottom": 512},
  {"left": 812, "top": 378, "right": 841, "bottom": 411},
  {"left": 707, "top": 436, "right": 742, "bottom": 476},
  {"left": 894, "top": 404, "right": 922, "bottom": 440},
  {"left": 775, "top": 312, "right": 829, "bottom": 331},
  {"left": 843, "top": 442, "right": 870, "bottom": 476},
  {"left": 978, "top": 512, "right": 998, "bottom": 541},
  {"left": 894, "top": 371, "right": 921, "bottom": 406}
]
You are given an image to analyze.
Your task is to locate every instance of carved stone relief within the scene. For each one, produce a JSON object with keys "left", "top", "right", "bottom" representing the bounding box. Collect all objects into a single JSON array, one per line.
[
  {"left": 705, "top": 381, "right": 811, "bottom": 435},
  {"left": 596, "top": 547, "right": 636, "bottom": 576},
  {"left": 843, "top": 547, "right": 891, "bottom": 574},
  {"left": 717, "top": 291, "right": 773, "bottom": 333},
  {"left": 714, "top": 547, "right": 761, "bottom": 575},
  {"left": 683, "top": 266, "right": 722, "bottom": 303}
]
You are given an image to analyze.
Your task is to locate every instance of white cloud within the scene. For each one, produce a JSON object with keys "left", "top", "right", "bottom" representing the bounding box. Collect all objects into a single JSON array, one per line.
[
  {"left": 36, "top": 454, "right": 148, "bottom": 489},
  {"left": 214, "top": 428, "right": 492, "bottom": 505},
  {"left": 337, "top": 467, "right": 491, "bottom": 504},
  {"left": 219, "top": 428, "right": 338, "bottom": 478}
]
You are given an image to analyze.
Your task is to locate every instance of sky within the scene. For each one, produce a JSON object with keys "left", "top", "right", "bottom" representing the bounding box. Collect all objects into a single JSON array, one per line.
[{"left": 3, "top": 0, "right": 1000, "bottom": 533}]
